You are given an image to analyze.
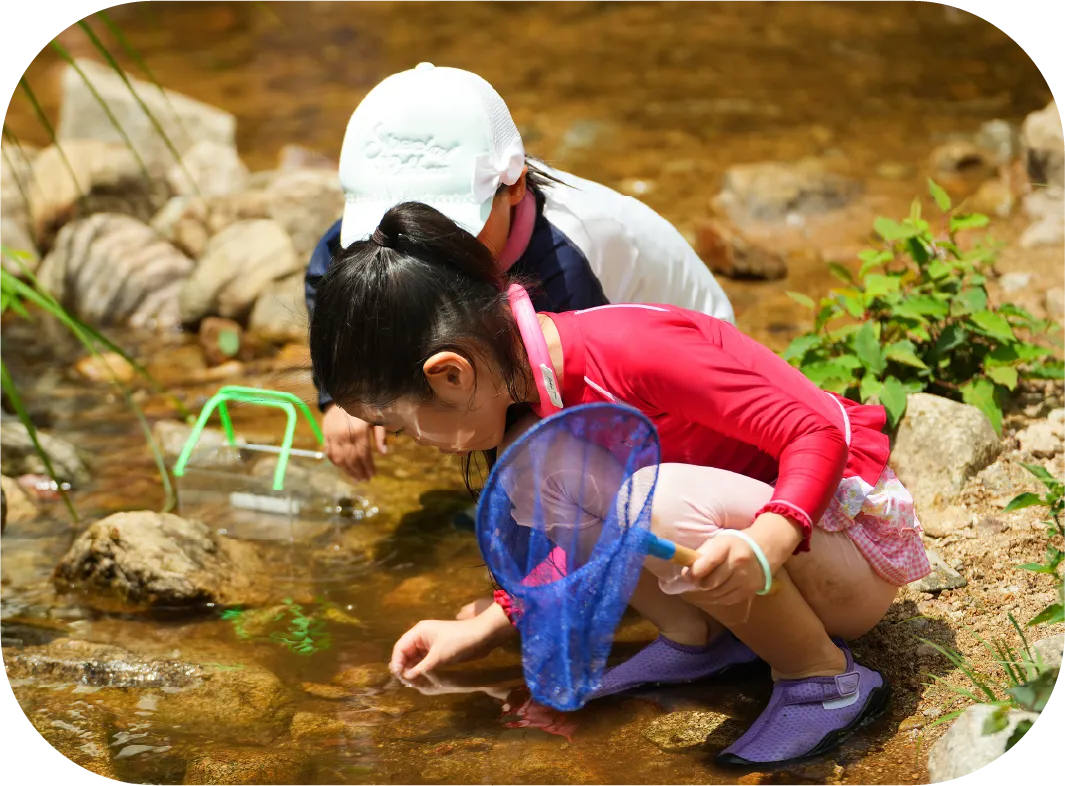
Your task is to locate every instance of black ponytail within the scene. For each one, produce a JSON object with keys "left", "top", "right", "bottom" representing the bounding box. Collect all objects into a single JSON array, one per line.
[{"left": 309, "top": 201, "right": 529, "bottom": 417}]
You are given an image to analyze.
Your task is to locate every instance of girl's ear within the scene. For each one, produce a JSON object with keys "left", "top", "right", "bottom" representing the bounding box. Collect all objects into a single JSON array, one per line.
[
  {"left": 423, "top": 351, "right": 476, "bottom": 400},
  {"left": 506, "top": 166, "right": 528, "bottom": 207}
]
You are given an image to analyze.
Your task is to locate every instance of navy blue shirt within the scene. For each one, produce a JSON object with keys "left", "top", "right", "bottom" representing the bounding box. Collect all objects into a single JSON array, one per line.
[{"left": 304, "top": 190, "right": 609, "bottom": 410}]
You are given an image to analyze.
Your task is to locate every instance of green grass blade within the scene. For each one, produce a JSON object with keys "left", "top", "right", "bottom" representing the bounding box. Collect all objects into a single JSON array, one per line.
[
  {"left": 3, "top": 272, "right": 190, "bottom": 420},
  {"left": 0, "top": 359, "right": 78, "bottom": 520},
  {"left": 63, "top": 319, "right": 176, "bottom": 513},
  {"left": 94, "top": 10, "right": 193, "bottom": 143},
  {"left": 920, "top": 639, "right": 1000, "bottom": 701},
  {"left": 49, "top": 39, "right": 153, "bottom": 183},
  {"left": 76, "top": 19, "right": 197, "bottom": 191},
  {"left": 18, "top": 78, "right": 82, "bottom": 196}
]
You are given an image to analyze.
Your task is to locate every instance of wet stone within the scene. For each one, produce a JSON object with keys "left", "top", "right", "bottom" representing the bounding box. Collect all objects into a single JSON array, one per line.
[
  {"left": 300, "top": 682, "right": 353, "bottom": 700},
  {"left": 642, "top": 709, "right": 735, "bottom": 752},
  {"left": 331, "top": 663, "right": 391, "bottom": 691},
  {"left": 183, "top": 748, "right": 312, "bottom": 785}
]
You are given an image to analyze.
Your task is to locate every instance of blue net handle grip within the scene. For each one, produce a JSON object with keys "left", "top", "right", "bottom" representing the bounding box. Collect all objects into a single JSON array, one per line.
[
  {"left": 645, "top": 533, "right": 775, "bottom": 595},
  {"left": 644, "top": 534, "right": 699, "bottom": 565}
]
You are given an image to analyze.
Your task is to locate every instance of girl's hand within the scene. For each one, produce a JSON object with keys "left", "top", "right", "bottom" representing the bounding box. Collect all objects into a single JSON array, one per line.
[
  {"left": 682, "top": 512, "right": 804, "bottom": 605},
  {"left": 389, "top": 603, "right": 515, "bottom": 681},
  {"left": 683, "top": 535, "right": 765, "bottom": 605},
  {"left": 322, "top": 405, "right": 388, "bottom": 481}
]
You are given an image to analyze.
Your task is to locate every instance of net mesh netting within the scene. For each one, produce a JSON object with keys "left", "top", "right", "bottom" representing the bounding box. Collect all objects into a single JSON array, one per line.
[{"left": 476, "top": 402, "right": 662, "bottom": 711}]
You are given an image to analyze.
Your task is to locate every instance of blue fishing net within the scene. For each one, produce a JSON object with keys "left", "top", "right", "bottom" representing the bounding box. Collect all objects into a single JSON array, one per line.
[{"left": 476, "top": 402, "right": 663, "bottom": 711}]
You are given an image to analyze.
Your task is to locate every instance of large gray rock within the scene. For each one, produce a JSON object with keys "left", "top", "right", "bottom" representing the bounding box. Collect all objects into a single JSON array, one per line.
[
  {"left": 0, "top": 422, "right": 91, "bottom": 485},
  {"left": 260, "top": 168, "right": 343, "bottom": 260},
  {"left": 891, "top": 393, "right": 1001, "bottom": 512},
  {"left": 0, "top": 217, "right": 39, "bottom": 275},
  {"left": 179, "top": 218, "right": 299, "bottom": 322},
  {"left": 53, "top": 511, "right": 271, "bottom": 611},
  {"left": 27, "top": 140, "right": 164, "bottom": 247},
  {"left": 248, "top": 273, "right": 308, "bottom": 343},
  {"left": 1021, "top": 101, "right": 1063, "bottom": 191},
  {"left": 166, "top": 140, "right": 249, "bottom": 197},
  {"left": 712, "top": 159, "right": 860, "bottom": 223},
  {"left": 57, "top": 59, "right": 236, "bottom": 174},
  {"left": 1032, "top": 634, "right": 1063, "bottom": 671},
  {"left": 37, "top": 213, "right": 194, "bottom": 330},
  {"left": 927, "top": 704, "right": 1041, "bottom": 783}
]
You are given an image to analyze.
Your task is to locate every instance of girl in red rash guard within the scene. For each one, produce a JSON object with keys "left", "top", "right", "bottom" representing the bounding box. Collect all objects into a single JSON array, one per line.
[{"left": 309, "top": 202, "right": 932, "bottom": 766}]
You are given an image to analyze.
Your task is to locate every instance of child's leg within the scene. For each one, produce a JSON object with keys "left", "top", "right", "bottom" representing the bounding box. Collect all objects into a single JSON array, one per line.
[
  {"left": 640, "top": 463, "right": 895, "bottom": 763},
  {"left": 591, "top": 569, "right": 760, "bottom": 698},
  {"left": 643, "top": 464, "right": 897, "bottom": 645}
]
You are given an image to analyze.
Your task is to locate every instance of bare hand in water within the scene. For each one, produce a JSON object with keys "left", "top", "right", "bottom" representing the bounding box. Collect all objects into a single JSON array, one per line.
[
  {"left": 390, "top": 604, "right": 514, "bottom": 680},
  {"left": 322, "top": 404, "right": 387, "bottom": 481}
]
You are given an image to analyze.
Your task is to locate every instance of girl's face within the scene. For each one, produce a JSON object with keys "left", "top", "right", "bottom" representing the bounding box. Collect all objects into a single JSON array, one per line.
[{"left": 347, "top": 351, "right": 517, "bottom": 455}]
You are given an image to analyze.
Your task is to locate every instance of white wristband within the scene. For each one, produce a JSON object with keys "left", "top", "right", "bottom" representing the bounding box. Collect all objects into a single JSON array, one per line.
[{"left": 713, "top": 529, "right": 774, "bottom": 596}]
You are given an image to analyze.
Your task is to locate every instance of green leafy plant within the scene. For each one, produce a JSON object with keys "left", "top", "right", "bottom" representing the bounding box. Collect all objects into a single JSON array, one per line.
[
  {"left": 782, "top": 180, "right": 1062, "bottom": 432},
  {"left": 1004, "top": 463, "right": 1064, "bottom": 627}
]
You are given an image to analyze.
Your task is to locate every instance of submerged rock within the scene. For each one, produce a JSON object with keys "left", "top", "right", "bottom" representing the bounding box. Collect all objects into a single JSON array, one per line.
[
  {"left": 712, "top": 159, "right": 860, "bottom": 223},
  {"left": 53, "top": 511, "right": 271, "bottom": 611},
  {"left": 694, "top": 219, "right": 788, "bottom": 280},
  {"left": 183, "top": 748, "right": 313, "bottom": 785},
  {"left": 331, "top": 663, "right": 391, "bottom": 691},
  {"left": 37, "top": 213, "right": 195, "bottom": 330},
  {"left": 74, "top": 351, "right": 137, "bottom": 384},
  {"left": 5, "top": 638, "right": 201, "bottom": 688},
  {"left": 151, "top": 419, "right": 228, "bottom": 462},
  {"left": 642, "top": 709, "right": 738, "bottom": 752},
  {"left": 179, "top": 219, "right": 298, "bottom": 323},
  {"left": 0, "top": 422, "right": 91, "bottom": 485},
  {"left": 927, "top": 704, "right": 1040, "bottom": 783},
  {"left": 23, "top": 693, "right": 116, "bottom": 779},
  {"left": 8, "top": 638, "right": 291, "bottom": 729},
  {"left": 890, "top": 393, "right": 1001, "bottom": 512}
]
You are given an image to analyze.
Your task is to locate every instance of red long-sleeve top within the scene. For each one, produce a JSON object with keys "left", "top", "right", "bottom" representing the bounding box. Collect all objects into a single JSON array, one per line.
[{"left": 493, "top": 304, "right": 891, "bottom": 623}]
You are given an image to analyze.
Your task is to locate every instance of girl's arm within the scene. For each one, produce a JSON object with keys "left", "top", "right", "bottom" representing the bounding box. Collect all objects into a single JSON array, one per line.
[{"left": 623, "top": 315, "right": 850, "bottom": 554}]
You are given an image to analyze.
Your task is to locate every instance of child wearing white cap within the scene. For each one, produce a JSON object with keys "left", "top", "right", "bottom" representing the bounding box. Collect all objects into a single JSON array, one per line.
[{"left": 305, "top": 63, "right": 734, "bottom": 481}]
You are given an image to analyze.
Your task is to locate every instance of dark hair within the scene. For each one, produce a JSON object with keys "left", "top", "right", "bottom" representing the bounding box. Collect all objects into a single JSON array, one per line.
[
  {"left": 309, "top": 201, "right": 529, "bottom": 418},
  {"left": 496, "top": 156, "right": 567, "bottom": 196}
]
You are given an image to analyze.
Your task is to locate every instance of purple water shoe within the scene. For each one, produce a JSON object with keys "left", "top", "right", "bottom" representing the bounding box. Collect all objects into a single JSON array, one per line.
[
  {"left": 717, "top": 642, "right": 890, "bottom": 765},
  {"left": 590, "top": 632, "right": 761, "bottom": 699}
]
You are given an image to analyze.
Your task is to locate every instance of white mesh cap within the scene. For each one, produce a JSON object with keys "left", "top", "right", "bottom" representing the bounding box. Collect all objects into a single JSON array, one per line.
[{"left": 338, "top": 63, "right": 526, "bottom": 247}]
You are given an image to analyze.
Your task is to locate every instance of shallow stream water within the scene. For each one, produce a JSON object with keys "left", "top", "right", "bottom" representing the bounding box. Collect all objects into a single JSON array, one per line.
[{"left": 2, "top": 2, "right": 1054, "bottom": 783}]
